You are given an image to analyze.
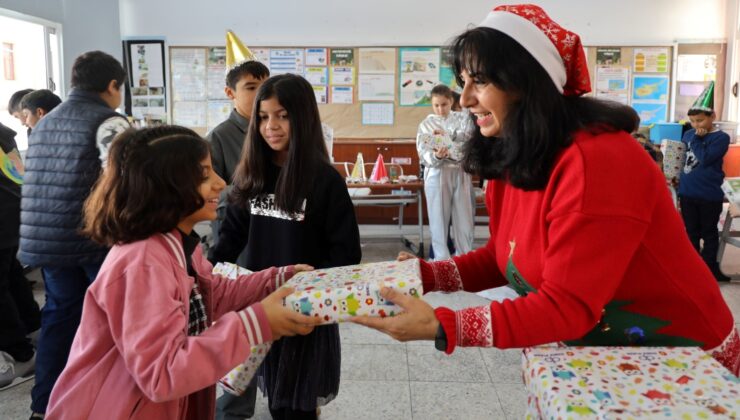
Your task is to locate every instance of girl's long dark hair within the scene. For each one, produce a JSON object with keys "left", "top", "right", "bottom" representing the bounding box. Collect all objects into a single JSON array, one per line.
[
  {"left": 452, "top": 27, "right": 639, "bottom": 190},
  {"left": 231, "top": 74, "right": 329, "bottom": 213}
]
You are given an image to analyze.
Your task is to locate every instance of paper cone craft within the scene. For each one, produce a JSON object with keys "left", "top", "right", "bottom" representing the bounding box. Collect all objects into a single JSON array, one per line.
[
  {"left": 225, "top": 30, "right": 255, "bottom": 69},
  {"left": 689, "top": 81, "right": 715, "bottom": 114},
  {"left": 369, "top": 154, "right": 388, "bottom": 183},
  {"left": 350, "top": 152, "right": 366, "bottom": 181}
]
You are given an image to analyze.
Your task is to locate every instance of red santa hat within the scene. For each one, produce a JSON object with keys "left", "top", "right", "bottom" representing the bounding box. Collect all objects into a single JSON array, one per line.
[{"left": 478, "top": 4, "right": 591, "bottom": 96}]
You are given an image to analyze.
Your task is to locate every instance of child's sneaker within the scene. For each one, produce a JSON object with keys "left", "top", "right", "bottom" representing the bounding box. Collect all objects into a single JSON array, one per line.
[{"left": 0, "top": 350, "right": 35, "bottom": 390}]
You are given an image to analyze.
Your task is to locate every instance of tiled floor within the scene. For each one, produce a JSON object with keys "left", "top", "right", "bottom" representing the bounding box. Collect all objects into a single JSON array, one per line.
[{"left": 2, "top": 225, "right": 739, "bottom": 419}]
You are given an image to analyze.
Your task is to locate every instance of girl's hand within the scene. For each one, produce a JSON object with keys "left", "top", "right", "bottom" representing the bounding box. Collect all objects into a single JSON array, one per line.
[
  {"left": 434, "top": 146, "right": 449, "bottom": 159},
  {"left": 261, "top": 287, "right": 322, "bottom": 340},
  {"left": 397, "top": 251, "right": 416, "bottom": 261},
  {"left": 293, "top": 264, "right": 313, "bottom": 273},
  {"left": 351, "top": 287, "right": 438, "bottom": 342}
]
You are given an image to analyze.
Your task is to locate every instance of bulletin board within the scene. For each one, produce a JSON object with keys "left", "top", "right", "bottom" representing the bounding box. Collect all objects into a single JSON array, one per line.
[{"left": 169, "top": 46, "right": 444, "bottom": 138}]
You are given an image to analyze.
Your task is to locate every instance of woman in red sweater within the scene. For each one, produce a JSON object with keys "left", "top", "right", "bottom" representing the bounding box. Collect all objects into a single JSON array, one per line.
[{"left": 353, "top": 4, "right": 739, "bottom": 376}]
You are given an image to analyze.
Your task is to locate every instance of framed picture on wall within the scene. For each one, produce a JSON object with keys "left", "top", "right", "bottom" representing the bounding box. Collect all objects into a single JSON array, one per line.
[{"left": 122, "top": 39, "right": 167, "bottom": 125}]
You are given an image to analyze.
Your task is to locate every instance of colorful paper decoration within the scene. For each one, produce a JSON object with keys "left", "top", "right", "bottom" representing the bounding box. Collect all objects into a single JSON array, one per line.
[
  {"left": 523, "top": 346, "right": 740, "bottom": 418},
  {"left": 284, "top": 259, "right": 422, "bottom": 324},
  {"left": 349, "top": 152, "right": 366, "bottom": 181},
  {"left": 369, "top": 153, "right": 388, "bottom": 183}
]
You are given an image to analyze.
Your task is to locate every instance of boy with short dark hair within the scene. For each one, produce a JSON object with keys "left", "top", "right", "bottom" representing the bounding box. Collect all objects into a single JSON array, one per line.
[
  {"left": 20, "top": 50, "right": 130, "bottom": 418},
  {"left": 678, "top": 81, "right": 731, "bottom": 282},
  {"left": 20, "top": 89, "right": 62, "bottom": 130},
  {"left": 8, "top": 88, "right": 34, "bottom": 130},
  {"left": 208, "top": 58, "right": 268, "bottom": 420}
]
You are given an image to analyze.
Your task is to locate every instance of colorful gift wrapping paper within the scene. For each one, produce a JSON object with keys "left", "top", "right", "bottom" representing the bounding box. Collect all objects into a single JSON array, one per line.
[
  {"left": 660, "top": 140, "right": 686, "bottom": 181},
  {"left": 523, "top": 346, "right": 740, "bottom": 419},
  {"left": 284, "top": 259, "right": 422, "bottom": 324},
  {"left": 212, "top": 262, "right": 269, "bottom": 396}
]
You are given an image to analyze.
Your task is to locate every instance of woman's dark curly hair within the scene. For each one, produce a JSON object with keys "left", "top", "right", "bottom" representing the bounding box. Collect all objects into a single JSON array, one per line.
[{"left": 451, "top": 27, "right": 639, "bottom": 190}]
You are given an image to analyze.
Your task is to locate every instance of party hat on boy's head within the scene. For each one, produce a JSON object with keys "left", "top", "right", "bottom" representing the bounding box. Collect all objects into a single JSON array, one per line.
[
  {"left": 689, "top": 81, "right": 715, "bottom": 113},
  {"left": 225, "top": 30, "right": 255, "bottom": 68}
]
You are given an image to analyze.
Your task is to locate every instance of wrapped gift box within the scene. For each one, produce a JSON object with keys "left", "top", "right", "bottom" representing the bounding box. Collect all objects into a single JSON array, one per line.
[
  {"left": 284, "top": 259, "right": 422, "bottom": 324},
  {"left": 660, "top": 140, "right": 686, "bottom": 181},
  {"left": 523, "top": 346, "right": 740, "bottom": 419},
  {"left": 722, "top": 177, "right": 740, "bottom": 207}
]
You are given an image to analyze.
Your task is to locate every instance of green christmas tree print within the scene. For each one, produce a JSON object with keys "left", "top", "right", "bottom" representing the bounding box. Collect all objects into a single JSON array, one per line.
[{"left": 505, "top": 239, "right": 703, "bottom": 347}]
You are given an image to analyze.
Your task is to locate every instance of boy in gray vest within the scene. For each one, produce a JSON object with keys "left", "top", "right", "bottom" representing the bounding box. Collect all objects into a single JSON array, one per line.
[{"left": 20, "top": 50, "right": 129, "bottom": 418}]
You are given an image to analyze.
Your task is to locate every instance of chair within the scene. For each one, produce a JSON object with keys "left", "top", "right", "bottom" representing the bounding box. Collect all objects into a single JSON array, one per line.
[{"left": 717, "top": 202, "right": 740, "bottom": 278}]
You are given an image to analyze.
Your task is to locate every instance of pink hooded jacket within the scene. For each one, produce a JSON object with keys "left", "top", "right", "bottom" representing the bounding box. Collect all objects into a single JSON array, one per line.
[{"left": 46, "top": 231, "right": 293, "bottom": 419}]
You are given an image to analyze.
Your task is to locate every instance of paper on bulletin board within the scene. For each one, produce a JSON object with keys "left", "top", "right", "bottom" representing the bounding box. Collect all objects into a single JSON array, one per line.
[
  {"left": 330, "top": 48, "right": 354, "bottom": 66},
  {"left": 313, "top": 86, "right": 328, "bottom": 104},
  {"left": 305, "top": 67, "right": 328, "bottom": 86},
  {"left": 439, "top": 46, "right": 460, "bottom": 92},
  {"left": 632, "top": 75, "right": 669, "bottom": 102},
  {"left": 632, "top": 102, "right": 668, "bottom": 125},
  {"left": 270, "top": 49, "right": 304, "bottom": 75},
  {"left": 358, "top": 74, "right": 395, "bottom": 101},
  {"left": 305, "top": 48, "right": 328, "bottom": 66},
  {"left": 595, "top": 47, "right": 622, "bottom": 65},
  {"left": 358, "top": 48, "right": 396, "bottom": 74},
  {"left": 207, "top": 47, "right": 228, "bottom": 100},
  {"left": 252, "top": 48, "right": 270, "bottom": 65},
  {"left": 206, "top": 101, "right": 231, "bottom": 132},
  {"left": 676, "top": 54, "right": 716, "bottom": 82},
  {"left": 173, "top": 101, "right": 206, "bottom": 127},
  {"left": 362, "top": 102, "right": 394, "bottom": 125},
  {"left": 399, "top": 47, "right": 440, "bottom": 106},
  {"left": 330, "top": 67, "right": 355, "bottom": 85},
  {"left": 633, "top": 47, "right": 669, "bottom": 73},
  {"left": 170, "top": 48, "right": 206, "bottom": 101},
  {"left": 330, "top": 86, "right": 353, "bottom": 104},
  {"left": 130, "top": 43, "right": 165, "bottom": 88},
  {"left": 595, "top": 66, "right": 629, "bottom": 105}
]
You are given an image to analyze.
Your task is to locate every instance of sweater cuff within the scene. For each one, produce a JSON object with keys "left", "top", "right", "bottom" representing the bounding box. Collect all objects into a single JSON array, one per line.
[
  {"left": 274, "top": 266, "right": 295, "bottom": 290},
  {"left": 419, "top": 258, "right": 436, "bottom": 293},
  {"left": 429, "top": 259, "right": 464, "bottom": 292},
  {"left": 434, "top": 307, "right": 457, "bottom": 355},
  {"left": 238, "top": 303, "right": 273, "bottom": 345},
  {"left": 454, "top": 305, "right": 495, "bottom": 348}
]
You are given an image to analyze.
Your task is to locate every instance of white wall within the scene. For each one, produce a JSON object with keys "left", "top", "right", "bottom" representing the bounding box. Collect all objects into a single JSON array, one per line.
[
  {"left": 119, "top": 0, "right": 727, "bottom": 46},
  {"left": 0, "top": 0, "right": 122, "bottom": 91}
]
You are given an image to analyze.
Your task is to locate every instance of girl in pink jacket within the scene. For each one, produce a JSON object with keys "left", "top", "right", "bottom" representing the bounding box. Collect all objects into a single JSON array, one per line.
[{"left": 45, "top": 126, "right": 320, "bottom": 419}]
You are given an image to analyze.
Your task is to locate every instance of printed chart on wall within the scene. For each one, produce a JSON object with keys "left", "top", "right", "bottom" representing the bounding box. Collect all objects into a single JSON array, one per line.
[
  {"left": 358, "top": 48, "right": 395, "bottom": 102},
  {"left": 594, "top": 48, "right": 629, "bottom": 105},
  {"left": 125, "top": 40, "right": 167, "bottom": 123},
  {"left": 305, "top": 48, "right": 329, "bottom": 104},
  {"left": 439, "top": 46, "right": 459, "bottom": 92},
  {"left": 632, "top": 75, "right": 669, "bottom": 125},
  {"left": 674, "top": 54, "right": 716, "bottom": 121},
  {"left": 330, "top": 48, "right": 355, "bottom": 86},
  {"left": 399, "top": 47, "right": 440, "bottom": 106},
  {"left": 206, "top": 47, "right": 230, "bottom": 130},
  {"left": 170, "top": 48, "right": 207, "bottom": 128}
]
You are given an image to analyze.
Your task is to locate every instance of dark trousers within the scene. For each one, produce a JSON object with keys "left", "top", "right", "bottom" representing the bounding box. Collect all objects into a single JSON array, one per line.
[
  {"left": 679, "top": 196, "right": 724, "bottom": 270},
  {"left": 268, "top": 407, "right": 317, "bottom": 420},
  {"left": 215, "top": 382, "right": 257, "bottom": 420},
  {"left": 31, "top": 264, "right": 101, "bottom": 414},
  {"left": 0, "top": 246, "right": 40, "bottom": 362}
]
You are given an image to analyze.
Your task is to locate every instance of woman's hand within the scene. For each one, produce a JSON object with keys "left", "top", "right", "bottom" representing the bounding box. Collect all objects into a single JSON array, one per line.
[
  {"left": 293, "top": 264, "right": 313, "bottom": 273},
  {"left": 397, "top": 251, "right": 416, "bottom": 261},
  {"left": 351, "top": 287, "right": 439, "bottom": 342},
  {"left": 261, "top": 287, "right": 322, "bottom": 340}
]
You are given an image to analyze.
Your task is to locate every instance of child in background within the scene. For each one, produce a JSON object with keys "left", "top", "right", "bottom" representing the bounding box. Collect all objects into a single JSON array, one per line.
[
  {"left": 211, "top": 74, "right": 361, "bottom": 420},
  {"left": 7, "top": 89, "right": 33, "bottom": 129},
  {"left": 417, "top": 84, "right": 474, "bottom": 260},
  {"left": 45, "top": 126, "right": 320, "bottom": 419},
  {"left": 678, "top": 82, "right": 731, "bottom": 282},
  {"left": 20, "top": 89, "right": 62, "bottom": 130}
]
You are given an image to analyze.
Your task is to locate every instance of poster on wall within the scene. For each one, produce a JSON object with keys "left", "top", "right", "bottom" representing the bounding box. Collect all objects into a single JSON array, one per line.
[
  {"left": 207, "top": 47, "right": 228, "bottom": 100},
  {"left": 305, "top": 48, "right": 328, "bottom": 66},
  {"left": 676, "top": 54, "right": 716, "bottom": 82},
  {"left": 631, "top": 102, "right": 668, "bottom": 126},
  {"left": 252, "top": 48, "right": 270, "bottom": 65},
  {"left": 173, "top": 101, "right": 206, "bottom": 127},
  {"left": 596, "top": 48, "right": 622, "bottom": 65},
  {"left": 399, "top": 47, "right": 440, "bottom": 106},
  {"left": 633, "top": 47, "right": 669, "bottom": 73},
  {"left": 439, "top": 46, "right": 459, "bottom": 92},
  {"left": 358, "top": 74, "right": 394, "bottom": 101},
  {"left": 313, "top": 86, "right": 328, "bottom": 104},
  {"left": 124, "top": 39, "right": 167, "bottom": 123},
  {"left": 305, "top": 67, "right": 328, "bottom": 86},
  {"left": 170, "top": 48, "right": 207, "bottom": 101},
  {"left": 358, "top": 48, "right": 395, "bottom": 74},
  {"left": 329, "top": 48, "right": 355, "bottom": 86},
  {"left": 595, "top": 66, "right": 629, "bottom": 105},
  {"left": 270, "top": 49, "right": 304, "bottom": 75},
  {"left": 632, "top": 75, "right": 669, "bottom": 102},
  {"left": 330, "top": 86, "right": 354, "bottom": 104},
  {"left": 207, "top": 101, "right": 231, "bottom": 132}
]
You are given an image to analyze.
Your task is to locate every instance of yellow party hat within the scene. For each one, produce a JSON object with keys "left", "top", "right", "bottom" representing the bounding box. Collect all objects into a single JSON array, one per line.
[{"left": 225, "top": 30, "right": 255, "bottom": 68}]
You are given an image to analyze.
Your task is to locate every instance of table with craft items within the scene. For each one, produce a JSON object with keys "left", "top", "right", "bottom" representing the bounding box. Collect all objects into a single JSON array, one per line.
[{"left": 346, "top": 181, "right": 425, "bottom": 257}]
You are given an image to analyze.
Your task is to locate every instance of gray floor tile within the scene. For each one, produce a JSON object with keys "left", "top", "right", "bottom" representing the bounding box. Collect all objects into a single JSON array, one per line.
[
  {"left": 423, "top": 291, "right": 491, "bottom": 310},
  {"left": 407, "top": 346, "right": 491, "bottom": 383},
  {"left": 480, "top": 347, "right": 525, "bottom": 384},
  {"left": 493, "top": 383, "right": 529, "bottom": 420},
  {"left": 410, "top": 381, "right": 505, "bottom": 420},
  {"left": 340, "top": 343, "right": 409, "bottom": 381},
  {"left": 318, "top": 380, "right": 412, "bottom": 420}
]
